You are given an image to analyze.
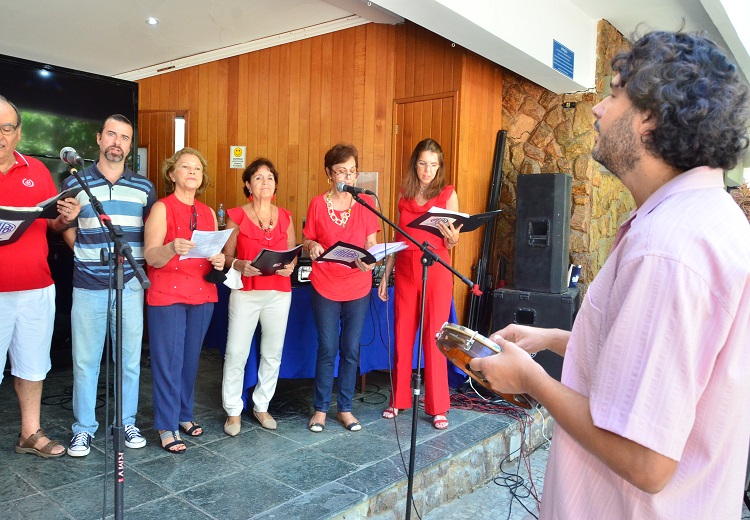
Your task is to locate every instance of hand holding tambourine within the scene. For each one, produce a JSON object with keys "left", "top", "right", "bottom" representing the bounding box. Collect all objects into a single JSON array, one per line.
[{"left": 435, "top": 323, "right": 536, "bottom": 409}]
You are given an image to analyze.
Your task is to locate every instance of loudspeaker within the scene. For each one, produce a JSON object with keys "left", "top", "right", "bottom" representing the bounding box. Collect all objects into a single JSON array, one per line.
[
  {"left": 514, "top": 173, "right": 572, "bottom": 293},
  {"left": 492, "top": 287, "right": 580, "bottom": 380}
]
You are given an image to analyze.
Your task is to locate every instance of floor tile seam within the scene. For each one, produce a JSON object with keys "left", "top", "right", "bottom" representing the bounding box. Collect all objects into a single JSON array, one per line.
[
  {"left": 253, "top": 481, "right": 368, "bottom": 520},
  {"left": 175, "top": 466, "right": 301, "bottom": 499},
  {"left": 1, "top": 466, "right": 50, "bottom": 503},
  {"left": 124, "top": 492, "right": 224, "bottom": 520}
]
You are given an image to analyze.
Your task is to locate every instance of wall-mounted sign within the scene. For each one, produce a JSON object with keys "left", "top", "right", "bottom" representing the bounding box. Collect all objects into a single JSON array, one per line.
[
  {"left": 552, "top": 40, "right": 574, "bottom": 80},
  {"left": 230, "top": 146, "right": 246, "bottom": 169}
]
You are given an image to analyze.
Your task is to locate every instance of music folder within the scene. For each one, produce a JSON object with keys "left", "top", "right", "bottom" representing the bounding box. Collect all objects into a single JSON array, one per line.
[
  {"left": 0, "top": 187, "right": 82, "bottom": 245},
  {"left": 317, "top": 241, "right": 407, "bottom": 268},
  {"left": 252, "top": 245, "right": 303, "bottom": 276},
  {"left": 406, "top": 207, "right": 502, "bottom": 238}
]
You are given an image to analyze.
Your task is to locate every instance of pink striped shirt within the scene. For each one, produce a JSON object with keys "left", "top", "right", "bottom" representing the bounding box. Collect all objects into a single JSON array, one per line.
[{"left": 541, "top": 167, "right": 750, "bottom": 519}]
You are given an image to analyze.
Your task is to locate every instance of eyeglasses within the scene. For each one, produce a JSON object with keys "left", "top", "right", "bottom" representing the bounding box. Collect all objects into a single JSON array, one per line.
[
  {"left": 0, "top": 123, "right": 18, "bottom": 136},
  {"left": 333, "top": 169, "right": 359, "bottom": 179},
  {"left": 190, "top": 205, "right": 198, "bottom": 231},
  {"left": 417, "top": 160, "right": 439, "bottom": 170}
]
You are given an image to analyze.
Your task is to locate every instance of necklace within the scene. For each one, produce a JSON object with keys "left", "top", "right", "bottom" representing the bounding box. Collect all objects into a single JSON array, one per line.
[
  {"left": 251, "top": 205, "right": 274, "bottom": 240},
  {"left": 325, "top": 192, "right": 352, "bottom": 228}
]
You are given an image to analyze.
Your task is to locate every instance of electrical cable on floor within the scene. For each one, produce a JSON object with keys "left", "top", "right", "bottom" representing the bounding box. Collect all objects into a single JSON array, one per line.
[
  {"left": 448, "top": 382, "right": 542, "bottom": 519},
  {"left": 493, "top": 416, "right": 541, "bottom": 520}
]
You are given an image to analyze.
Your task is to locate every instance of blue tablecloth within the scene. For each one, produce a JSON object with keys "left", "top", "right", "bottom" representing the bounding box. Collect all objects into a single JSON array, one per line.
[{"left": 203, "top": 283, "right": 463, "bottom": 401}]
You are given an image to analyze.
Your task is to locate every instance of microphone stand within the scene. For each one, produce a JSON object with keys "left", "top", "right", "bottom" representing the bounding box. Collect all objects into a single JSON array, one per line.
[
  {"left": 67, "top": 163, "right": 150, "bottom": 520},
  {"left": 349, "top": 192, "right": 480, "bottom": 519}
]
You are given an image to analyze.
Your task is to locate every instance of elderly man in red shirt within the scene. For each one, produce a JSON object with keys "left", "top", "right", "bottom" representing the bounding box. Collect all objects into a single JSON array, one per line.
[{"left": 0, "top": 95, "right": 80, "bottom": 458}]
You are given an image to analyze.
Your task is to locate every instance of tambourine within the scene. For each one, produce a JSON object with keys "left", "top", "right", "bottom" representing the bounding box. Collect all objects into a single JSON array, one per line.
[{"left": 435, "top": 322, "right": 535, "bottom": 409}]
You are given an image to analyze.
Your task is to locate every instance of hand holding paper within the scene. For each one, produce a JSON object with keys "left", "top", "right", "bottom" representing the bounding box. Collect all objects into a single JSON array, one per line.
[{"left": 179, "top": 229, "right": 233, "bottom": 260}]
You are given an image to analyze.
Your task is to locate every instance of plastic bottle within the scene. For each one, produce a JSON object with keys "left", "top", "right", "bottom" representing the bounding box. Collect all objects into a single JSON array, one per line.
[{"left": 217, "top": 203, "right": 226, "bottom": 227}]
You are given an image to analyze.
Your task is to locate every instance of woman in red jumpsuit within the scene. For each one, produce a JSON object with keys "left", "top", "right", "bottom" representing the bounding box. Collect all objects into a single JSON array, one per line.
[{"left": 377, "top": 138, "right": 461, "bottom": 429}]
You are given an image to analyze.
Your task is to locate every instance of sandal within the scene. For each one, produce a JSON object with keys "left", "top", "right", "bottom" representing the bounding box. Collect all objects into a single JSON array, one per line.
[
  {"left": 159, "top": 430, "right": 186, "bottom": 454},
  {"left": 382, "top": 407, "right": 399, "bottom": 419},
  {"left": 15, "top": 428, "right": 65, "bottom": 459},
  {"left": 179, "top": 421, "right": 203, "bottom": 437},
  {"left": 432, "top": 414, "right": 449, "bottom": 430}
]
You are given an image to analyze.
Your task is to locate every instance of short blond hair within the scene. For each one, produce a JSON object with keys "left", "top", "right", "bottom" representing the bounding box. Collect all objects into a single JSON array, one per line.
[{"left": 162, "top": 147, "right": 210, "bottom": 195}]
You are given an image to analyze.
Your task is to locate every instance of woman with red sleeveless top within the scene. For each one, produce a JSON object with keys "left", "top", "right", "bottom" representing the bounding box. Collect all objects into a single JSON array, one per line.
[
  {"left": 144, "top": 147, "right": 225, "bottom": 453},
  {"left": 221, "top": 158, "right": 297, "bottom": 436},
  {"left": 377, "top": 138, "right": 461, "bottom": 430},
  {"left": 302, "top": 143, "right": 380, "bottom": 433}
]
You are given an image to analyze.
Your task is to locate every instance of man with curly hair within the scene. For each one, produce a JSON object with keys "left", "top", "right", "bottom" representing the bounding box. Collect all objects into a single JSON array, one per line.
[{"left": 472, "top": 31, "right": 750, "bottom": 518}]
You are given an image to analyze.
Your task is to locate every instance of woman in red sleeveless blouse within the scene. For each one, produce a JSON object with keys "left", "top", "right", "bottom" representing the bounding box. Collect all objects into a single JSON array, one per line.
[
  {"left": 377, "top": 138, "right": 461, "bottom": 430},
  {"left": 144, "top": 147, "right": 225, "bottom": 453}
]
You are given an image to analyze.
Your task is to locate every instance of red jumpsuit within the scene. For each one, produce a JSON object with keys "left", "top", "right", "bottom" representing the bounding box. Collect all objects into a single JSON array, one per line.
[{"left": 390, "top": 186, "right": 454, "bottom": 415}]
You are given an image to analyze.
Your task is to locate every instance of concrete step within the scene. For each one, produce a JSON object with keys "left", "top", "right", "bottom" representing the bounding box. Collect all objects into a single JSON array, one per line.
[{"left": 331, "top": 407, "right": 553, "bottom": 519}]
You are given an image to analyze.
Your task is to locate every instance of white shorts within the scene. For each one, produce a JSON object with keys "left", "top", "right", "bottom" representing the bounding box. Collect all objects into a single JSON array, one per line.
[{"left": 0, "top": 284, "right": 55, "bottom": 384}]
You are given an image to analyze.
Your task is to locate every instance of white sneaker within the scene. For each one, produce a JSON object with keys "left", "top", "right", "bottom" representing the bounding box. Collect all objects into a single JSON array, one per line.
[
  {"left": 124, "top": 424, "right": 146, "bottom": 449},
  {"left": 67, "top": 432, "right": 92, "bottom": 457}
]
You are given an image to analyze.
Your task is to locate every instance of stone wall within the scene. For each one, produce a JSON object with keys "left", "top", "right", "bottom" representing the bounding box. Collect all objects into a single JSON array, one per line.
[{"left": 495, "top": 20, "right": 633, "bottom": 294}]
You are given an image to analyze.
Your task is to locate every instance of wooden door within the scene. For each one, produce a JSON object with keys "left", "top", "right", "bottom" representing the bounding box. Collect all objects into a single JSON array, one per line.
[
  {"left": 392, "top": 93, "right": 457, "bottom": 216},
  {"left": 138, "top": 110, "right": 178, "bottom": 197}
]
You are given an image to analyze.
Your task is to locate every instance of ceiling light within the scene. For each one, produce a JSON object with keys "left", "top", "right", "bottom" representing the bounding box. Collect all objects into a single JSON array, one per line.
[{"left": 146, "top": 17, "right": 159, "bottom": 26}]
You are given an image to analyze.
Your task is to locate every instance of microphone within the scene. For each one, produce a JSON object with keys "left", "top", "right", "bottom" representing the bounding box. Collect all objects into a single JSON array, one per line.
[
  {"left": 60, "top": 146, "right": 84, "bottom": 165},
  {"left": 336, "top": 181, "right": 375, "bottom": 196}
]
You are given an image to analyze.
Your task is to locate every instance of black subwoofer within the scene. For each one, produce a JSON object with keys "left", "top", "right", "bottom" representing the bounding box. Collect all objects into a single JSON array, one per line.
[{"left": 491, "top": 287, "right": 580, "bottom": 381}]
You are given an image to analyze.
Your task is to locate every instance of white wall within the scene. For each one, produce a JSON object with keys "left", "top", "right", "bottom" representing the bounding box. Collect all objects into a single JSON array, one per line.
[{"left": 371, "top": 0, "right": 598, "bottom": 93}]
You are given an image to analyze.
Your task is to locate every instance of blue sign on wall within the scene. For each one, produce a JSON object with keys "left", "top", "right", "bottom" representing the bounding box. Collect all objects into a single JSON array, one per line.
[{"left": 553, "top": 40, "right": 574, "bottom": 79}]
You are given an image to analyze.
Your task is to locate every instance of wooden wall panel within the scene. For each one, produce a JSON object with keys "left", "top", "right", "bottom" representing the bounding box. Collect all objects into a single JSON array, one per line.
[
  {"left": 138, "top": 24, "right": 397, "bottom": 244},
  {"left": 453, "top": 53, "right": 504, "bottom": 319},
  {"left": 137, "top": 110, "right": 175, "bottom": 197},
  {"left": 137, "top": 21, "right": 502, "bottom": 322}
]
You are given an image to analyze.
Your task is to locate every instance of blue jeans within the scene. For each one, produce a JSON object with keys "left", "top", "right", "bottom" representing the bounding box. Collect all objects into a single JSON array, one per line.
[
  {"left": 148, "top": 303, "right": 214, "bottom": 431},
  {"left": 71, "top": 279, "right": 144, "bottom": 436},
  {"left": 311, "top": 287, "right": 369, "bottom": 413}
]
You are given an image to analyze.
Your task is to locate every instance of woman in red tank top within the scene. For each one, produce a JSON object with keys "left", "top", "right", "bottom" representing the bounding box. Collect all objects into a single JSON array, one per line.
[{"left": 144, "top": 147, "right": 225, "bottom": 453}]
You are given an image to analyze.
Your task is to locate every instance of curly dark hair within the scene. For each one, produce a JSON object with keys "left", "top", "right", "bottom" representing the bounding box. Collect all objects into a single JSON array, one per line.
[{"left": 612, "top": 31, "right": 749, "bottom": 171}]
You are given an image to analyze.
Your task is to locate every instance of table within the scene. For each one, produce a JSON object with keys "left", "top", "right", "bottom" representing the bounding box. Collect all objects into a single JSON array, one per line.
[{"left": 203, "top": 284, "right": 463, "bottom": 406}]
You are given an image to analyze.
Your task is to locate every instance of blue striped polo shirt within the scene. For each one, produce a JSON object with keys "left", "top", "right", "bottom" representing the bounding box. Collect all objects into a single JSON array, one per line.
[{"left": 62, "top": 162, "right": 156, "bottom": 289}]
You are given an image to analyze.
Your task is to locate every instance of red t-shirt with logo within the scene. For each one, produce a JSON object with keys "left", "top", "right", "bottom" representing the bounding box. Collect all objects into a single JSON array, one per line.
[{"left": 0, "top": 152, "right": 57, "bottom": 292}]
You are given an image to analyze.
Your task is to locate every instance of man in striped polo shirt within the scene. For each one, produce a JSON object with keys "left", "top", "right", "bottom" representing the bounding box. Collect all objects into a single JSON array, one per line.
[{"left": 62, "top": 114, "right": 156, "bottom": 457}]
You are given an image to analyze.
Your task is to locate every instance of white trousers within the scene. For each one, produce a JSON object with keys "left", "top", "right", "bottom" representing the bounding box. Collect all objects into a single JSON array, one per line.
[{"left": 222, "top": 289, "right": 291, "bottom": 416}]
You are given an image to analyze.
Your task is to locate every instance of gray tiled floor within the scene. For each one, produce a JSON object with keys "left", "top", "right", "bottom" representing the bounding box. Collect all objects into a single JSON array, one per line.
[
  {"left": 5, "top": 349, "right": 746, "bottom": 518},
  {"left": 0, "top": 349, "right": 534, "bottom": 519}
]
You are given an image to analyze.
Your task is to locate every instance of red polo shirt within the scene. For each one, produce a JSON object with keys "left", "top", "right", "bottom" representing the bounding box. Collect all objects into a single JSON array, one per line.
[{"left": 0, "top": 151, "right": 57, "bottom": 292}]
